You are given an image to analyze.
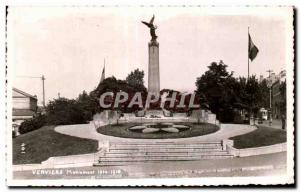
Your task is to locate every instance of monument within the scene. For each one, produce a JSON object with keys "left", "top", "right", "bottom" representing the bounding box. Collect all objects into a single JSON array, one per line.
[{"left": 142, "top": 15, "right": 160, "bottom": 95}]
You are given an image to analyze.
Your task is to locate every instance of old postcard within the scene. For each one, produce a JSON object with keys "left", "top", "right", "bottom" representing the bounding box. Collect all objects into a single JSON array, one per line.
[{"left": 6, "top": 6, "right": 294, "bottom": 186}]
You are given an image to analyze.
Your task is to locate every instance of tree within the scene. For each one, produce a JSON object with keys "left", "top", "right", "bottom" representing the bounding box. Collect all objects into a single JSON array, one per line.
[
  {"left": 243, "top": 76, "right": 270, "bottom": 117},
  {"left": 195, "top": 60, "right": 235, "bottom": 122},
  {"left": 195, "top": 60, "right": 271, "bottom": 122},
  {"left": 126, "top": 69, "right": 146, "bottom": 91},
  {"left": 77, "top": 90, "right": 98, "bottom": 122},
  {"left": 257, "top": 79, "right": 269, "bottom": 109},
  {"left": 234, "top": 77, "right": 248, "bottom": 109},
  {"left": 246, "top": 76, "right": 259, "bottom": 114},
  {"left": 45, "top": 98, "right": 86, "bottom": 125},
  {"left": 93, "top": 69, "right": 149, "bottom": 113}
]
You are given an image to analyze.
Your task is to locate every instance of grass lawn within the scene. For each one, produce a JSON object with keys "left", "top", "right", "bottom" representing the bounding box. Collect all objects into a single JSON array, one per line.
[
  {"left": 97, "top": 122, "right": 219, "bottom": 139},
  {"left": 229, "top": 126, "right": 286, "bottom": 149},
  {"left": 13, "top": 126, "right": 98, "bottom": 165}
]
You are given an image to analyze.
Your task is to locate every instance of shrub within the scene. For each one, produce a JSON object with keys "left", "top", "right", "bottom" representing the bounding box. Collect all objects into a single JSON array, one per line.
[
  {"left": 45, "top": 98, "right": 86, "bottom": 125},
  {"left": 19, "top": 114, "right": 46, "bottom": 134},
  {"left": 76, "top": 91, "right": 98, "bottom": 122}
]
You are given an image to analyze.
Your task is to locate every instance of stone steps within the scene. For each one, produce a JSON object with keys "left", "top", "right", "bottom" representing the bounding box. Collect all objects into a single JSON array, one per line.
[
  {"left": 109, "top": 148, "right": 223, "bottom": 152},
  {"left": 97, "top": 155, "right": 233, "bottom": 164},
  {"left": 109, "top": 144, "right": 222, "bottom": 149},
  {"left": 99, "top": 155, "right": 233, "bottom": 161},
  {"left": 103, "top": 151, "right": 229, "bottom": 157},
  {"left": 110, "top": 141, "right": 220, "bottom": 145},
  {"left": 94, "top": 141, "right": 233, "bottom": 166},
  {"left": 109, "top": 146, "right": 222, "bottom": 150}
]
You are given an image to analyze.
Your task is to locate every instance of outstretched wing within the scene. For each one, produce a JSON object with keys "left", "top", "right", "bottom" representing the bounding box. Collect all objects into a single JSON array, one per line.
[
  {"left": 141, "top": 21, "right": 151, "bottom": 28},
  {"left": 149, "top": 15, "right": 155, "bottom": 24}
]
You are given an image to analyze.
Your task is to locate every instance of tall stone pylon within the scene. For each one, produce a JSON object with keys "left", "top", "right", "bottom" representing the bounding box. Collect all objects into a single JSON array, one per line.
[{"left": 148, "top": 40, "right": 160, "bottom": 95}]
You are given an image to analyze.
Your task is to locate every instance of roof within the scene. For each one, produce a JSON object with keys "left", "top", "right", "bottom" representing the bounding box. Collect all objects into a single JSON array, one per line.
[
  {"left": 13, "top": 109, "right": 36, "bottom": 117},
  {"left": 13, "top": 87, "right": 37, "bottom": 100}
]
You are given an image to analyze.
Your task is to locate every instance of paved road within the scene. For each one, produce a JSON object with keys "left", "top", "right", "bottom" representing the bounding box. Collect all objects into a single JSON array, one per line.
[
  {"left": 54, "top": 123, "right": 257, "bottom": 143},
  {"left": 13, "top": 152, "right": 286, "bottom": 179}
]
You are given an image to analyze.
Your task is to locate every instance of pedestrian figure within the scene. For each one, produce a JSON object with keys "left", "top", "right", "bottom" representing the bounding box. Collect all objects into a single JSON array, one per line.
[{"left": 281, "top": 114, "right": 286, "bottom": 130}]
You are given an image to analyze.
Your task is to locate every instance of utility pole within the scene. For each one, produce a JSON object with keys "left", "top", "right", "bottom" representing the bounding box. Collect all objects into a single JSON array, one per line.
[
  {"left": 266, "top": 70, "right": 273, "bottom": 79},
  {"left": 41, "top": 75, "right": 45, "bottom": 108},
  {"left": 17, "top": 75, "right": 46, "bottom": 108},
  {"left": 266, "top": 70, "right": 273, "bottom": 126}
]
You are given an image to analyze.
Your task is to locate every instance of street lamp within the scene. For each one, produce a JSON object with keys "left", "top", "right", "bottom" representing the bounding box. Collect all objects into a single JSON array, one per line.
[{"left": 266, "top": 70, "right": 273, "bottom": 126}]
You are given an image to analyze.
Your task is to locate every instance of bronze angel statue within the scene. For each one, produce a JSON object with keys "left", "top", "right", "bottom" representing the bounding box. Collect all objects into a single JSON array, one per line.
[{"left": 141, "top": 15, "right": 157, "bottom": 41}]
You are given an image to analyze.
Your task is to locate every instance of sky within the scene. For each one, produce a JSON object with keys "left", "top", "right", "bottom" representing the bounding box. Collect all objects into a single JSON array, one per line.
[{"left": 7, "top": 6, "right": 292, "bottom": 106}]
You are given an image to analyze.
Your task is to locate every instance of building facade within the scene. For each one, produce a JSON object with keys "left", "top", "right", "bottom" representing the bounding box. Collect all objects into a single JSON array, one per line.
[
  {"left": 272, "top": 80, "right": 286, "bottom": 119},
  {"left": 270, "top": 70, "right": 286, "bottom": 119},
  {"left": 260, "top": 70, "right": 286, "bottom": 120},
  {"left": 12, "top": 88, "right": 38, "bottom": 135}
]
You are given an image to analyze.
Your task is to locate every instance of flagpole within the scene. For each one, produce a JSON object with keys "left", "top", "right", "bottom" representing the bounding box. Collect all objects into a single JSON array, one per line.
[
  {"left": 247, "top": 26, "right": 251, "bottom": 125},
  {"left": 248, "top": 26, "right": 249, "bottom": 80},
  {"left": 104, "top": 57, "right": 105, "bottom": 78}
]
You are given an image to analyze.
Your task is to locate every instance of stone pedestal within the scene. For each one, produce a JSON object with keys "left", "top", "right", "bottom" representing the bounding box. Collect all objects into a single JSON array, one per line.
[{"left": 148, "top": 40, "right": 160, "bottom": 95}]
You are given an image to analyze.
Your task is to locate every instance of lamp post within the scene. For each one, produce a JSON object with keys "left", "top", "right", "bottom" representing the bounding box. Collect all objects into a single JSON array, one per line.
[
  {"left": 269, "top": 87, "right": 272, "bottom": 126},
  {"left": 266, "top": 70, "right": 273, "bottom": 126}
]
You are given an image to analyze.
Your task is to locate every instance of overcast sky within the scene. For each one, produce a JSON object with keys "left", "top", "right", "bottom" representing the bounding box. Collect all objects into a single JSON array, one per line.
[{"left": 8, "top": 7, "right": 292, "bottom": 106}]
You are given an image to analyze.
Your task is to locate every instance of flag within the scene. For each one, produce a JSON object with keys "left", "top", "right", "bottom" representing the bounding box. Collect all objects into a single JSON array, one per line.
[
  {"left": 100, "top": 65, "right": 105, "bottom": 83},
  {"left": 248, "top": 34, "right": 259, "bottom": 61}
]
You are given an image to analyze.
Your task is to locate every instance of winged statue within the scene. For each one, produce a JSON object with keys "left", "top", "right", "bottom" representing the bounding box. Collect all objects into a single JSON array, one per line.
[{"left": 141, "top": 15, "right": 157, "bottom": 41}]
